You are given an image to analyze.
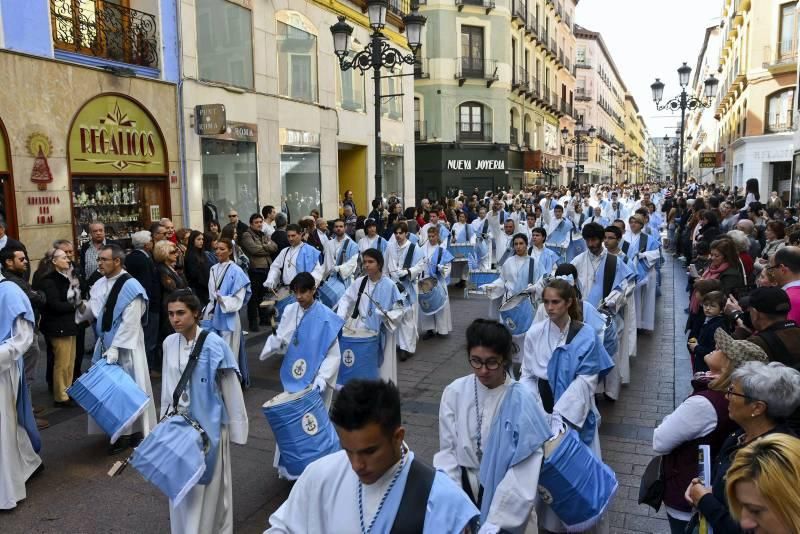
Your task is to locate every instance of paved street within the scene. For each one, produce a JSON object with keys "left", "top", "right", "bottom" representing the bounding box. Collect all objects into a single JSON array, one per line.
[{"left": 4, "top": 258, "right": 687, "bottom": 533}]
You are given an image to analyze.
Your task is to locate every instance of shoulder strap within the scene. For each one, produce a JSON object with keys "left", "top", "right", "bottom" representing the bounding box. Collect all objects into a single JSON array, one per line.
[
  {"left": 436, "top": 246, "right": 443, "bottom": 267},
  {"left": 336, "top": 239, "right": 348, "bottom": 266},
  {"left": 528, "top": 257, "right": 536, "bottom": 285},
  {"left": 482, "top": 220, "right": 489, "bottom": 234},
  {"left": 403, "top": 243, "right": 416, "bottom": 270},
  {"left": 602, "top": 253, "right": 617, "bottom": 300},
  {"left": 566, "top": 320, "right": 584, "bottom": 344},
  {"left": 169, "top": 330, "right": 210, "bottom": 414},
  {"left": 101, "top": 273, "right": 132, "bottom": 333},
  {"left": 639, "top": 234, "right": 648, "bottom": 254},
  {"left": 351, "top": 277, "right": 370, "bottom": 319},
  {"left": 390, "top": 458, "right": 436, "bottom": 534},
  {"left": 622, "top": 241, "right": 630, "bottom": 255}
]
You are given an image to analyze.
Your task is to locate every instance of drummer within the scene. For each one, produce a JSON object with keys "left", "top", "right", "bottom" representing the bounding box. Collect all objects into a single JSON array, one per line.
[
  {"left": 358, "top": 218, "right": 387, "bottom": 254},
  {"left": 336, "top": 249, "right": 404, "bottom": 383},
  {"left": 384, "top": 222, "right": 426, "bottom": 362},
  {"left": 449, "top": 211, "right": 476, "bottom": 287},
  {"left": 161, "top": 290, "right": 248, "bottom": 532},
  {"left": 322, "top": 219, "right": 359, "bottom": 286},
  {"left": 265, "top": 224, "right": 325, "bottom": 291},
  {"left": 433, "top": 319, "right": 550, "bottom": 533},
  {"left": 419, "top": 226, "right": 455, "bottom": 340},
  {"left": 418, "top": 211, "right": 450, "bottom": 247},
  {"left": 470, "top": 206, "right": 493, "bottom": 271},
  {"left": 542, "top": 204, "right": 576, "bottom": 263},
  {"left": 527, "top": 228, "right": 559, "bottom": 278}
]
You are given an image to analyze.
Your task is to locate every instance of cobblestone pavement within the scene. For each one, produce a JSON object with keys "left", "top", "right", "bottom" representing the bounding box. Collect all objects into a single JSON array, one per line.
[{"left": 5, "top": 258, "right": 687, "bottom": 533}]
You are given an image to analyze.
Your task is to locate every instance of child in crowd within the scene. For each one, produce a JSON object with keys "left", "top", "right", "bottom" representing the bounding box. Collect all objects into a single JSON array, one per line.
[
  {"left": 685, "top": 279, "right": 724, "bottom": 340},
  {"left": 688, "top": 291, "right": 728, "bottom": 373}
]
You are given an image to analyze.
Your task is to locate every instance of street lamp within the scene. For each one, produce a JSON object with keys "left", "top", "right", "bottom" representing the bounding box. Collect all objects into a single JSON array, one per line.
[
  {"left": 651, "top": 62, "right": 718, "bottom": 188},
  {"left": 604, "top": 144, "right": 617, "bottom": 187},
  {"left": 331, "top": 3, "right": 426, "bottom": 199},
  {"left": 561, "top": 123, "right": 596, "bottom": 185}
]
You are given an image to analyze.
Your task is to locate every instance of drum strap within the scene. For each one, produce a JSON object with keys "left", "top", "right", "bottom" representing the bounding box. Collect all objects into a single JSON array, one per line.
[
  {"left": 621, "top": 241, "right": 630, "bottom": 256},
  {"left": 482, "top": 220, "right": 489, "bottom": 236},
  {"left": 169, "top": 330, "right": 210, "bottom": 414},
  {"left": 403, "top": 243, "right": 416, "bottom": 270},
  {"left": 602, "top": 253, "right": 617, "bottom": 300},
  {"left": 336, "top": 239, "right": 349, "bottom": 266},
  {"left": 527, "top": 257, "right": 535, "bottom": 285},
  {"left": 639, "top": 235, "right": 648, "bottom": 254},
  {"left": 351, "top": 277, "right": 370, "bottom": 319},
  {"left": 101, "top": 273, "right": 132, "bottom": 333},
  {"left": 460, "top": 466, "right": 484, "bottom": 508},
  {"left": 389, "top": 458, "right": 436, "bottom": 534},
  {"left": 538, "top": 379, "right": 555, "bottom": 414}
]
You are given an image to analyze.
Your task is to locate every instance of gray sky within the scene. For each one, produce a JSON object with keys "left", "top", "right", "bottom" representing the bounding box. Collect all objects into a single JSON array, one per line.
[{"left": 575, "top": 0, "right": 722, "bottom": 139}]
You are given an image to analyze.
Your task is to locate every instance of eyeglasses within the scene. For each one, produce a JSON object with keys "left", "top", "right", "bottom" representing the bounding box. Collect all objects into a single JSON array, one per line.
[
  {"left": 725, "top": 386, "right": 754, "bottom": 401},
  {"left": 228, "top": 214, "right": 238, "bottom": 218},
  {"left": 765, "top": 264, "right": 783, "bottom": 272},
  {"left": 469, "top": 357, "right": 502, "bottom": 370}
]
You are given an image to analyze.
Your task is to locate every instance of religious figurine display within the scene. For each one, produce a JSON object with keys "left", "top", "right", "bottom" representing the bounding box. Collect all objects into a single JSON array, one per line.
[{"left": 111, "top": 185, "right": 121, "bottom": 205}]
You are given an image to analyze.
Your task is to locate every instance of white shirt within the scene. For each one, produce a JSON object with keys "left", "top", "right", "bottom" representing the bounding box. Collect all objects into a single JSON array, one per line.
[
  {"left": 262, "top": 220, "right": 276, "bottom": 237},
  {"left": 574, "top": 250, "right": 606, "bottom": 297}
]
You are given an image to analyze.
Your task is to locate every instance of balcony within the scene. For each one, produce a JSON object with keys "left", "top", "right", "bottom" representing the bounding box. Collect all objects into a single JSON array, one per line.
[
  {"left": 575, "top": 87, "right": 591, "bottom": 101},
  {"left": 457, "top": 121, "right": 493, "bottom": 142},
  {"left": 455, "top": 57, "right": 499, "bottom": 87},
  {"left": 50, "top": 0, "right": 159, "bottom": 70},
  {"left": 558, "top": 48, "right": 564, "bottom": 68},
  {"left": 762, "top": 44, "right": 798, "bottom": 71},
  {"left": 415, "top": 120, "right": 427, "bottom": 141},
  {"left": 529, "top": 80, "right": 541, "bottom": 101},
  {"left": 560, "top": 99, "right": 572, "bottom": 117},
  {"left": 522, "top": 132, "right": 531, "bottom": 148},
  {"left": 575, "top": 58, "right": 591, "bottom": 69},
  {"left": 766, "top": 112, "right": 794, "bottom": 134},
  {"left": 511, "top": 0, "right": 526, "bottom": 23},
  {"left": 456, "top": 0, "right": 496, "bottom": 13},
  {"left": 538, "top": 27, "right": 548, "bottom": 50},
  {"left": 549, "top": 38, "right": 558, "bottom": 57},
  {"left": 513, "top": 67, "right": 530, "bottom": 93},
  {"left": 414, "top": 58, "right": 429, "bottom": 79},
  {"left": 526, "top": 17, "right": 538, "bottom": 39},
  {"left": 510, "top": 127, "right": 519, "bottom": 145}
]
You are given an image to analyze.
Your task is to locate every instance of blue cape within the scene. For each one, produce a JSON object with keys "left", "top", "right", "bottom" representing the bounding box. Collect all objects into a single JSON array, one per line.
[
  {"left": 280, "top": 301, "right": 344, "bottom": 392},
  {"left": 92, "top": 277, "right": 149, "bottom": 362}
]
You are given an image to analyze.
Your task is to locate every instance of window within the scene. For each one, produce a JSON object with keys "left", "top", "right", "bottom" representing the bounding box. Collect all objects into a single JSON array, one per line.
[
  {"left": 779, "top": 3, "right": 798, "bottom": 61},
  {"left": 459, "top": 102, "right": 487, "bottom": 140},
  {"left": 336, "top": 51, "right": 365, "bottom": 112},
  {"left": 277, "top": 12, "right": 318, "bottom": 103},
  {"left": 460, "top": 25, "right": 484, "bottom": 76},
  {"left": 381, "top": 68, "right": 403, "bottom": 120},
  {"left": 202, "top": 139, "right": 258, "bottom": 221},
  {"left": 415, "top": 98, "right": 423, "bottom": 140},
  {"left": 196, "top": 0, "right": 254, "bottom": 88},
  {"left": 766, "top": 88, "right": 795, "bottom": 133},
  {"left": 280, "top": 129, "right": 321, "bottom": 218},
  {"left": 382, "top": 144, "right": 404, "bottom": 198}
]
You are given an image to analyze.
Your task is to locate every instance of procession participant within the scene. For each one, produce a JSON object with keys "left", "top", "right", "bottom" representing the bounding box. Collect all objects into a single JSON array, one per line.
[
  {"left": 604, "top": 225, "right": 638, "bottom": 386},
  {"left": 419, "top": 226, "right": 454, "bottom": 340},
  {"left": 522, "top": 211, "right": 542, "bottom": 241},
  {"left": 542, "top": 203, "right": 576, "bottom": 263},
  {"left": 0, "top": 272, "right": 41, "bottom": 511},
  {"left": 322, "top": 219, "right": 359, "bottom": 285},
  {"left": 384, "top": 222, "right": 426, "bottom": 361},
  {"left": 471, "top": 205, "right": 494, "bottom": 271},
  {"left": 434, "top": 320, "right": 551, "bottom": 533},
  {"left": 450, "top": 211, "right": 476, "bottom": 286},
  {"left": 527, "top": 228, "right": 559, "bottom": 278},
  {"left": 266, "top": 379, "right": 478, "bottom": 533},
  {"left": 265, "top": 224, "right": 325, "bottom": 290},
  {"left": 161, "top": 291, "right": 248, "bottom": 533},
  {"left": 624, "top": 214, "right": 661, "bottom": 331},
  {"left": 337, "top": 249, "right": 404, "bottom": 383},
  {"left": 494, "top": 219, "right": 517, "bottom": 267},
  {"left": 487, "top": 198, "right": 511, "bottom": 234},
  {"left": 75, "top": 244, "right": 156, "bottom": 453},
  {"left": 571, "top": 223, "right": 632, "bottom": 310},
  {"left": 202, "top": 238, "right": 252, "bottom": 385},
  {"left": 358, "top": 218, "right": 388, "bottom": 254},
  {"left": 419, "top": 211, "right": 451, "bottom": 247},
  {"left": 583, "top": 204, "right": 610, "bottom": 229}
]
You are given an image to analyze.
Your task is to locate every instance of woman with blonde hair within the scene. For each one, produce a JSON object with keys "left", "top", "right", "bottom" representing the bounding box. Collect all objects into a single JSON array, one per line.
[{"left": 726, "top": 433, "right": 800, "bottom": 534}]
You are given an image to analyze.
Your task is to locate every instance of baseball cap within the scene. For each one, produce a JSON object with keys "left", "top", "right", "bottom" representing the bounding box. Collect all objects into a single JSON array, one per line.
[{"left": 741, "top": 287, "right": 791, "bottom": 314}]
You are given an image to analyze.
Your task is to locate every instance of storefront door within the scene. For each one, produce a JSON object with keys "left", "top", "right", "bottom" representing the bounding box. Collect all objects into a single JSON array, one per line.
[{"left": 0, "top": 119, "right": 17, "bottom": 238}]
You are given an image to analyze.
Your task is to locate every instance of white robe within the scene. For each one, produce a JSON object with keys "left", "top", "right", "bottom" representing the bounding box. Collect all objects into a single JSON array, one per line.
[
  {"left": 0, "top": 317, "right": 40, "bottom": 510},
  {"left": 358, "top": 234, "right": 384, "bottom": 253},
  {"left": 493, "top": 232, "right": 514, "bottom": 265},
  {"left": 205, "top": 261, "right": 247, "bottom": 355},
  {"left": 627, "top": 233, "right": 658, "bottom": 331},
  {"left": 384, "top": 240, "right": 426, "bottom": 354},
  {"left": 160, "top": 331, "right": 249, "bottom": 534},
  {"left": 75, "top": 271, "right": 156, "bottom": 439},
  {"left": 418, "top": 243, "right": 453, "bottom": 335},
  {"left": 470, "top": 217, "right": 494, "bottom": 271},
  {"left": 434, "top": 375, "right": 542, "bottom": 533},
  {"left": 323, "top": 236, "right": 359, "bottom": 281},
  {"left": 266, "top": 245, "right": 325, "bottom": 288},
  {"left": 449, "top": 222, "right": 476, "bottom": 282}
]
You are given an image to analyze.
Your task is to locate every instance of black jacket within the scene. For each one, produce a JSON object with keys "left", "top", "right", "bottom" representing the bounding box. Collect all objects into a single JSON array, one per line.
[
  {"left": 184, "top": 250, "right": 211, "bottom": 303},
  {"left": 125, "top": 249, "right": 161, "bottom": 305},
  {"left": 692, "top": 315, "right": 727, "bottom": 372},
  {"left": 272, "top": 230, "right": 290, "bottom": 253},
  {"left": 38, "top": 270, "right": 78, "bottom": 338}
]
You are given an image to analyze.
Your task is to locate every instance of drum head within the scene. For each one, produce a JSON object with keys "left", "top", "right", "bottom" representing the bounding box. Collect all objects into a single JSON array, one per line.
[
  {"left": 499, "top": 293, "right": 530, "bottom": 311},
  {"left": 263, "top": 386, "right": 314, "bottom": 408},
  {"left": 419, "top": 277, "right": 438, "bottom": 293},
  {"left": 274, "top": 286, "right": 291, "bottom": 300}
]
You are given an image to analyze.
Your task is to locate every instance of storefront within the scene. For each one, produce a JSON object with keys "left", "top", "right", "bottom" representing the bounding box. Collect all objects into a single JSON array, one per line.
[
  {"left": 68, "top": 94, "right": 171, "bottom": 247},
  {"left": 382, "top": 142, "right": 405, "bottom": 199},
  {"left": 0, "top": 119, "right": 17, "bottom": 238},
  {"left": 280, "top": 128, "right": 321, "bottom": 221}
]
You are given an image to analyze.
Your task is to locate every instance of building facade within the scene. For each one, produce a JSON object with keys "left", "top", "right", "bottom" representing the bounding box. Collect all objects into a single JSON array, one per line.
[
  {"left": 0, "top": 0, "right": 181, "bottom": 261},
  {"left": 414, "top": 0, "right": 577, "bottom": 198}
]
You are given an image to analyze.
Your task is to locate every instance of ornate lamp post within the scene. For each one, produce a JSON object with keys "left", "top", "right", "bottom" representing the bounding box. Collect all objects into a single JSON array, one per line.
[
  {"left": 331, "top": 2, "right": 426, "bottom": 199},
  {"left": 561, "top": 122, "right": 596, "bottom": 185},
  {"left": 605, "top": 144, "right": 617, "bottom": 187},
  {"left": 651, "top": 63, "right": 718, "bottom": 188}
]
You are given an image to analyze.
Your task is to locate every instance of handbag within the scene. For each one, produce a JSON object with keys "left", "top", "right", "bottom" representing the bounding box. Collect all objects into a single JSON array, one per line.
[{"left": 638, "top": 455, "right": 665, "bottom": 511}]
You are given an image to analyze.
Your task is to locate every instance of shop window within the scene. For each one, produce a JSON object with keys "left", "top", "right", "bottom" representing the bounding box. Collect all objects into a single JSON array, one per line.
[
  {"left": 196, "top": 0, "right": 253, "bottom": 89},
  {"left": 336, "top": 51, "right": 366, "bottom": 112},
  {"left": 281, "top": 138, "right": 321, "bottom": 220},
  {"left": 201, "top": 139, "right": 258, "bottom": 227},
  {"left": 382, "top": 150, "right": 404, "bottom": 199},
  {"left": 765, "top": 88, "right": 795, "bottom": 133},
  {"left": 277, "top": 12, "right": 319, "bottom": 103}
]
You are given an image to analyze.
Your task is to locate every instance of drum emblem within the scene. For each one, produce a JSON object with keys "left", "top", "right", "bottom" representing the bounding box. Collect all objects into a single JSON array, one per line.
[
  {"left": 342, "top": 349, "right": 356, "bottom": 368},
  {"left": 420, "top": 299, "right": 429, "bottom": 311},
  {"left": 504, "top": 317, "right": 516, "bottom": 331},
  {"left": 292, "top": 359, "right": 307, "bottom": 379},
  {"left": 301, "top": 413, "right": 319, "bottom": 436},
  {"left": 537, "top": 485, "right": 553, "bottom": 504}
]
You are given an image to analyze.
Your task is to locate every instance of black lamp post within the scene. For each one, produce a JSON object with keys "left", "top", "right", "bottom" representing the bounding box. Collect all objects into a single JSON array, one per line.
[
  {"left": 605, "top": 144, "right": 617, "bottom": 187},
  {"left": 651, "top": 62, "right": 718, "bottom": 189},
  {"left": 561, "top": 122, "right": 596, "bottom": 186},
  {"left": 331, "top": 2, "right": 426, "bottom": 200}
]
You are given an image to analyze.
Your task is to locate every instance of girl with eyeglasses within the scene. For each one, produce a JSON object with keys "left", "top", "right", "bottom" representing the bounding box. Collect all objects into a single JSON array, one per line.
[{"left": 433, "top": 319, "right": 550, "bottom": 533}]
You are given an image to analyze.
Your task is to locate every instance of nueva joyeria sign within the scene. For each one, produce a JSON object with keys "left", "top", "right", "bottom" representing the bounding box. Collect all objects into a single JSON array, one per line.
[
  {"left": 447, "top": 159, "right": 506, "bottom": 170},
  {"left": 69, "top": 95, "right": 166, "bottom": 175}
]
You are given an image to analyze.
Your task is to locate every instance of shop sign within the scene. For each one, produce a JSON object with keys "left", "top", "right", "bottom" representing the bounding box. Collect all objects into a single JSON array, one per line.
[
  {"left": 69, "top": 95, "right": 166, "bottom": 175},
  {"left": 205, "top": 121, "right": 258, "bottom": 143},
  {"left": 194, "top": 104, "right": 227, "bottom": 135},
  {"left": 446, "top": 159, "right": 505, "bottom": 171},
  {"left": 699, "top": 152, "right": 721, "bottom": 168},
  {"left": 280, "top": 128, "right": 320, "bottom": 147}
]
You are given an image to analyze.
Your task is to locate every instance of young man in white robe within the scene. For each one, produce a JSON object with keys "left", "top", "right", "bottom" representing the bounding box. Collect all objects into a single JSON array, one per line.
[
  {"left": 265, "top": 224, "right": 325, "bottom": 291},
  {"left": 470, "top": 206, "right": 494, "bottom": 271},
  {"left": 624, "top": 214, "right": 660, "bottom": 331},
  {"left": 418, "top": 211, "right": 451, "bottom": 247},
  {"left": 75, "top": 244, "right": 156, "bottom": 454},
  {"left": 485, "top": 220, "right": 516, "bottom": 320},
  {"left": 527, "top": 227, "right": 559, "bottom": 280},
  {"left": 449, "top": 211, "right": 476, "bottom": 286},
  {"left": 487, "top": 198, "right": 511, "bottom": 239},
  {"left": 358, "top": 218, "right": 388, "bottom": 254},
  {"left": 322, "top": 219, "right": 359, "bottom": 284},
  {"left": 162, "top": 291, "right": 248, "bottom": 534},
  {"left": 266, "top": 380, "right": 478, "bottom": 533},
  {"left": 418, "top": 226, "right": 454, "bottom": 339},
  {"left": 434, "top": 320, "right": 551, "bottom": 533},
  {"left": 0, "top": 274, "right": 41, "bottom": 510},
  {"left": 384, "top": 222, "right": 426, "bottom": 361}
]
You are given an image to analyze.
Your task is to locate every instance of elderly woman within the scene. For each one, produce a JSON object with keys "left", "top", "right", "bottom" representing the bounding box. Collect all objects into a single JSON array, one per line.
[
  {"left": 727, "top": 229, "right": 754, "bottom": 283},
  {"left": 154, "top": 240, "right": 188, "bottom": 342},
  {"left": 755, "top": 221, "right": 786, "bottom": 272},
  {"left": 653, "top": 329, "right": 765, "bottom": 533},
  {"left": 685, "top": 359, "right": 800, "bottom": 533},
  {"left": 726, "top": 433, "right": 800, "bottom": 534}
]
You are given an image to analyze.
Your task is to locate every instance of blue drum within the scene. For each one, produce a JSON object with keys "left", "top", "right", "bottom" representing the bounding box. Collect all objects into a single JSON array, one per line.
[
  {"left": 566, "top": 235, "right": 587, "bottom": 263},
  {"left": 262, "top": 388, "right": 340, "bottom": 479},
  {"left": 337, "top": 327, "right": 381, "bottom": 387},
  {"left": 448, "top": 242, "right": 474, "bottom": 260},
  {"left": 318, "top": 275, "right": 346, "bottom": 309},
  {"left": 417, "top": 277, "right": 447, "bottom": 315},
  {"left": 67, "top": 359, "right": 150, "bottom": 443},
  {"left": 469, "top": 269, "right": 499, "bottom": 287},
  {"left": 538, "top": 428, "right": 618, "bottom": 531},
  {"left": 274, "top": 287, "right": 296, "bottom": 321},
  {"left": 130, "top": 414, "right": 207, "bottom": 505},
  {"left": 499, "top": 292, "right": 534, "bottom": 336}
]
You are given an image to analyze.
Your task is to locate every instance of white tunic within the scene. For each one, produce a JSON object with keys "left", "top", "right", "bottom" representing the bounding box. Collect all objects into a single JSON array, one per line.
[
  {"left": 418, "top": 243, "right": 452, "bottom": 335},
  {"left": 266, "top": 244, "right": 325, "bottom": 288},
  {"left": 160, "top": 330, "right": 249, "bottom": 534},
  {"left": 358, "top": 234, "right": 384, "bottom": 253},
  {"left": 434, "top": 375, "right": 543, "bottom": 533},
  {"left": 470, "top": 217, "right": 494, "bottom": 271},
  {"left": 384, "top": 240, "right": 426, "bottom": 354},
  {"left": 323, "top": 236, "right": 359, "bottom": 281},
  {"left": 0, "top": 317, "right": 40, "bottom": 510},
  {"left": 205, "top": 261, "right": 247, "bottom": 356}
]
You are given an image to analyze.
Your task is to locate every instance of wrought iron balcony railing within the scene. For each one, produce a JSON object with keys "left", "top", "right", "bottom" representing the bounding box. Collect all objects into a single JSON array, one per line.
[
  {"left": 51, "top": 0, "right": 159, "bottom": 68},
  {"left": 510, "top": 127, "right": 519, "bottom": 145},
  {"left": 766, "top": 112, "right": 794, "bottom": 134},
  {"left": 414, "top": 58, "right": 429, "bottom": 79},
  {"left": 512, "top": 0, "right": 526, "bottom": 22},
  {"left": 415, "top": 119, "right": 427, "bottom": 141},
  {"left": 762, "top": 44, "right": 798, "bottom": 68},
  {"left": 456, "top": 0, "right": 496, "bottom": 12},
  {"left": 576, "top": 87, "right": 591, "bottom": 101},
  {"left": 455, "top": 57, "right": 499, "bottom": 86},
  {"left": 457, "top": 121, "right": 493, "bottom": 142},
  {"left": 513, "top": 66, "right": 529, "bottom": 91}
]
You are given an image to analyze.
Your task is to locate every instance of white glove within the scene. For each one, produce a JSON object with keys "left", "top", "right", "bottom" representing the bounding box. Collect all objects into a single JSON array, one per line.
[
  {"left": 104, "top": 346, "right": 119, "bottom": 365},
  {"left": 549, "top": 412, "right": 564, "bottom": 439},
  {"left": 477, "top": 521, "right": 500, "bottom": 534},
  {"left": 331, "top": 265, "right": 341, "bottom": 274},
  {"left": 312, "top": 376, "right": 327, "bottom": 394},
  {"left": 264, "top": 279, "right": 275, "bottom": 289}
]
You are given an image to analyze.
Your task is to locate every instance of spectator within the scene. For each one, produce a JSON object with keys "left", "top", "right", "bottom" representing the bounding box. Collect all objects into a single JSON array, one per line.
[
  {"left": 153, "top": 240, "right": 187, "bottom": 346},
  {"left": 744, "top": 178, "right": 760, "bottom": 208},
  {"left": 316, "top": 217, "right": 330, "bottom": 245},
  {"left": 174, "top": 228, "right": 191, "bottom": 273},
  {"left": 784, "top": 207, "right": 797, "bottom": 226},
  {"left": 80, "top": 221, "right": 106, "bottom": 283},
  {"left": 342, "top": 190, "right": 356, "bottom": 216},
  {"left": 686, "top": 279, "right": 723, "bottom": 340},
  {"left": 159, "top": 218, "right": 176, "bottom": 243},
  {"left": 766, "top": 190, "right": 784, "bottom": 211},
  {"left": 686, "top": 360, "right": 800, "bottom": 533},
  {"left": 207, "top": 219, "right": 221, "bottom": 241},
  {"left": 726, "top": 434, "right": 800, "bottom": 533},
  {"left": 149, "top": 222, "right": 167, "bottom": 243},
  {"left": 37, "top": 247, "right": 81, "bottom": 406},
  {"left": 239, "top": 213, "right": 278, "bottom": 332},
  {"left": 755, "top": 221, "right": 786, "bottom": 272},
  {"left": 343, "top": 205, "right": 357, "bottom": 238},
  {"left": 224, "top": 210, "right": 248, "bottom": 238},
  {"left": 689, "top": 239, "right": 745, "bottom": 316},
  {"left": 203, "top": 231, "right": 219, "bottom": 265},
  {"left": 368, "top": 198, "right": 385, "bottom": 235},
  {"left": 184, "top": 230, "right": 211, "bottom": 304},
  {"left": 727, "top": 229, "right": 754, "bottom": 283},
  {"left": 768, "top": 246, "right": 800, "bottom": 323},
  {"left": 51, "top": 239, "right": 86, "bottom": 382},
  {"left": 126, "top": 230, "right": 161, "bottom": 376},
  {"left": 735, "top": 219, "right": 761, "bottom": 259},
  {"left": 689, "top": 291, "right": 728, "bottom": 373},
  {"left": 271, "top": 213, "right": 289, "bottom": 252},
  {"left": 719, "top": 202, "right": 739, "bottom": 232},
  {"left": 300, "top": 216, "right": 324, "bottom": 253}
]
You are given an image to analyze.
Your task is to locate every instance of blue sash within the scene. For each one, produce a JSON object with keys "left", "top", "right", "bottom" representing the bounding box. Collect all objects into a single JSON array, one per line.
[
  {"left": 280, "top": 302, "right": 344, "bottom": 392},
  {"left": 92, "top": 277, "right": 148, "bottom": 362}
]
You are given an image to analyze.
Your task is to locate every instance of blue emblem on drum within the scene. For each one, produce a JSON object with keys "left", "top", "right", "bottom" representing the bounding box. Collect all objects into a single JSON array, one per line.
[
  {"left": 342, "top": 349, "right": 356, "bottom": 368},
  {"left": 505, "top": 317, "right": 516, "bottom": 331},
  {"left": 292, "top": 359, "right": 307, "bottom": 379},
  {"left": 301, "top": 413, "right": 319, "bottom": 436}
]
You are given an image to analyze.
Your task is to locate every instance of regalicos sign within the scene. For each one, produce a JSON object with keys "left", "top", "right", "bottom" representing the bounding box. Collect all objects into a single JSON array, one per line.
[{"left": 69, "top": 94, "right": 166, "bottom": 175}]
